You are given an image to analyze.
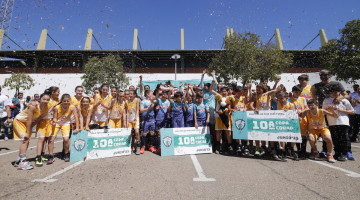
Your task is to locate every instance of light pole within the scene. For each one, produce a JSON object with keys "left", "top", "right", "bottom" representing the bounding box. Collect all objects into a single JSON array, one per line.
[{"left": 171, "top": 54, "right": 180, "bottom": 80}]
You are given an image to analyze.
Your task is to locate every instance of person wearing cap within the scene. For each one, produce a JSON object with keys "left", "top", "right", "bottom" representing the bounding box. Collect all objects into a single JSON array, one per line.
[
  {"left": 323, "top": 85, "right": 355, "bottom": 161},
  {"left": 0, "top": 86, "right": 12, "bottom": 141}
]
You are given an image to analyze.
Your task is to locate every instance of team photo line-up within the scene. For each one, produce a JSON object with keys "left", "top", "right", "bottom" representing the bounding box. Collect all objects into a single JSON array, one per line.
[{"left": 4, "top": 69, "right": 360, "bottom": 170}]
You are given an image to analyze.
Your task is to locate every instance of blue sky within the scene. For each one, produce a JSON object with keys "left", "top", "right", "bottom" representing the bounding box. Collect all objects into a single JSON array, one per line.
[{"left": 3, "top": 0, "right": 360, "bottom": 50}]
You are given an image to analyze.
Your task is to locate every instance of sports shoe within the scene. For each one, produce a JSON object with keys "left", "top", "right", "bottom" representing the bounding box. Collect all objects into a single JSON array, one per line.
[
  {"left": 243, "top": 148, "right": 250, "bottom": 156},
  {"left": 135, "top": 147, "right": 141, "bottom": 155},
  {"left": 291, "top": 151, "right": 299, "bottom": 161},
  {"left": 309, "top": 151, "right": 318, "bottom": 160},
  {"left": 337, "top": 154, "right": 347, "bottom": 162},
  {"left": 156, "top": 147, "right": 161, "bottom": 155},
  {"left": 41, "top": 155, "right": 48, "bottom": 164},
  {"left": 347, "top": 152, "right": 355, "bottom": 161},
  {"left": 148, "top": 146, "right": 156, "bottom": 153},
  {"left": 327, "top": 155, "right": 336, "bottom": 163},
  {"left": 131, "top": 146, "right": 135, "bottom": 153},
  {"left": 254, "top": 147, "right": 260, "bottom": 156},
  {"left": 4, "top": 136, "right": 8, "bottom": 141},
  {"left": 140, "top": 147, "right": 145, "bottom": 154},
  {"left": 18, "top": 160, "right": 34, "bottom": 170},
  {"left": 35, "top": 156, "right": 43, "bottom": 167},
  {"left": 272, "top": 152, "right": 281, "bottom": 161},
  {"left": 319, "top": 151, "right": 327, "bottom": 158},
  {"left": 281, "top": 151, "right": 288, "bottom": 162},
  {"left": 64, "top": 153, "right": 70, "bottom": 162},
  {"left": 47, "top": 155, "right": 55, "bottom": 165}
]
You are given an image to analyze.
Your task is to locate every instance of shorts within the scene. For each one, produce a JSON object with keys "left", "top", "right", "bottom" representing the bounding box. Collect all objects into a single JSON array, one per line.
[
  {"left": 142, "top": 120, "right": 155, "bottom": 134},
  {"left": 172, "top": 116, "right": 184, "bottom": 128},
  {"left": 54, "top": 124, "right": 71, "bottom": 137},
  {"left": 109, "top": 119, "right": 122, "bottom": 128},
  {"left": 36, "top": 119, "right": 55, "bottom": 137},
  {"left": 299, "top": 117, "right": 308, "bottom": 136},
  {"left": 128, "top": 120, "right": 139, "bottom": 129},
  {"left": 13, "top": 119, "right": 29, "bottom": 140},
  {"left": 96, "top": 121, "right": 108, "bottom": 127},
  {"left": 185, "top": 120, "right": 195, "bottom": 127},
  {"left": 309, "top": 128, "right": 330, "bottom": 140},
  {"left": 155, "top": 120, "right": 167, "bottom": 131},
  {"left": 197, "top": 120, "right": 207, "bottom": 127},
  {"left": 215, "top": 117, "right": 231, "bottom": 131}
]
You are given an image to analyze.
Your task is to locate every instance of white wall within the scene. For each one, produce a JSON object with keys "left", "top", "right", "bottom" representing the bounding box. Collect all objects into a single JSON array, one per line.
[{"left": 0, "top": 73, "right": 358, "bottom": 97}]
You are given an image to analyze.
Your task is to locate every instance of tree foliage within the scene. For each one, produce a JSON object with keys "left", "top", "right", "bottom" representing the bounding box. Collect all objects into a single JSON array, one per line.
[
  {"left": 81, "top": 54, "right": 129, "bottom": 93},
  {"left": 320, "top": 20, "right": 360, "bottom": 83},
  {"left": 3, "top": 73, "right": 35, "bottom": 95},
  {"left": 209, "top": 32, "right": 293, "bottom": 84}
]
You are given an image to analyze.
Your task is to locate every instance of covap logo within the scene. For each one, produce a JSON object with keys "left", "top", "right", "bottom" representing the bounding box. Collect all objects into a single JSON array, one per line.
[
  {"left": 163, "top": 136, "right": 172, "bottom": 147},
  {"left": 74, "top": 139, "right": 86, "bottom": 151},
  {"left": 235, "top": 119, "right": 246, "bottom": 130}
]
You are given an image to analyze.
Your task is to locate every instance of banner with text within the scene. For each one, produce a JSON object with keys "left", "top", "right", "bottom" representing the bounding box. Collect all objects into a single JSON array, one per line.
[
  {"left": 160, "top": 127, "right": 212, "bottom": 156},
  {"left": 86, "top": 128, "right": 132, "bottom": 160},
  {"left": 232, "top": 110, "right": 302, "bottom": 143}
]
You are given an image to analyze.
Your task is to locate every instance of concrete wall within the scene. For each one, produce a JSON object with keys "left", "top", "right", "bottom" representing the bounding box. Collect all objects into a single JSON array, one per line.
[{"left": 0, "top": 73, "right": 358, "bottom": 97}]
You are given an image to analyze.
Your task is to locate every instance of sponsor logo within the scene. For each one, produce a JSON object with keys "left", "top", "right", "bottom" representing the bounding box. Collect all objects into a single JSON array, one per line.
[
  {"left": 163, "top": 136, "right": 172, "bottom": 147},
  {"left": 235, "top": 119, "right": 246, "bottom": 130},
  {"left": 74, "top": 139, "right": 86, "bottom": 151}
]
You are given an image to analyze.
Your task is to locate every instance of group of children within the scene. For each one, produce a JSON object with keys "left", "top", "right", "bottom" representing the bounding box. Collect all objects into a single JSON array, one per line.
[{"left": 12, "top": 71, "right": 359, "bottom": 170}]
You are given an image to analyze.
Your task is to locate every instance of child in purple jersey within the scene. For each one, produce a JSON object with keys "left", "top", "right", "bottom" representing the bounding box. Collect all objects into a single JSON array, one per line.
[
  {"left": 194, "top": 92, "right": 210, "bottom": 129},
  {"left": 169, "top": 92, "right": 185, "bottom": 128},
  {"left": 139, "top": 90, "right": 157, "bottom": 154}
]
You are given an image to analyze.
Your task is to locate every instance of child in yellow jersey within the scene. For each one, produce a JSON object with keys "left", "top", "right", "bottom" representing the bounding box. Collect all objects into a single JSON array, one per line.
[
  {"left": 52, "top": 94, "right": 80, "bottom": 162},
  {"left": 71, "top": 86, "right": 84, "bottom": 107},
  {"left": 14, "top": 93, "right": 50, "bottom": 170},
  {"left": 90, "top": 88, "right": 100, "bottom": 106},
  {"left": 297, "top": 74, "right": 313, "bottom": 100},
  {"left": 227, "top": 86, "right": 248, "bottom": 155},
  {"left": 274, "top": 92, "right": 295, "bottom": 161},
  {"left": 209, "top": 79, "right": 233, "bottom": 154},
  {"left": 301, "top": 99, "right": 338, "bottom": 163},
  {"left": 127, "top": 90, "right": 141, "bottom": 154},
  {"left": 108, "top": 88, "right": 122, "bottom": 128},
  {"left": 78, "top": 97, "right": 93, "bottom": 130},
  {"left": 250, "top": 83, "right": 283, "bottom": 156},
  {"left": 35, "top": 86, "right": 60, "bottom": 165},
  {"left": 290, "top": 85, "right": 309, "bottom": 159},
  {"left": 93, "top": 84, "right": 112, "bottom": 127}
]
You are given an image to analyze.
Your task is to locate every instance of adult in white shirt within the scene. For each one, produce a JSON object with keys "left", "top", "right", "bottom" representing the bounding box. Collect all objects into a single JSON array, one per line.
[
  {"left": 0, "top": 86, "right": 13, "bottom": 140},
  {"left": 323, "top": 85, "right": 355, "bottom": 161}
]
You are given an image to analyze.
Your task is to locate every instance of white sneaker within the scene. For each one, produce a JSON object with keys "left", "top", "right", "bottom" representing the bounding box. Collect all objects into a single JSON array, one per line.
[
  {"left": 17, "top": 160, "right": 34, "bottom": 170},
  {"left": 4, "top": 136, "right": 8, "bottom": 141}
]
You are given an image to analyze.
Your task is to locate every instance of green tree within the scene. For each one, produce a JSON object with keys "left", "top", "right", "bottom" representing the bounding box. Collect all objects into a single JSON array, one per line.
[
  {"left": 81, "top": 54, "right": 129, "bottom": 93},
  {"left": 209, "top": 32, "right": 293, "bottom": 84},
  {"left": 3, "top": 73, "right": 35, "bottom": 96},
  {"left": 320, "top": 20, "right": 360, "bottom": 83}
]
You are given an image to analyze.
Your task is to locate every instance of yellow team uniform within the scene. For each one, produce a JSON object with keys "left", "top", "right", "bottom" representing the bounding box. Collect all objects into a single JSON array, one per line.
[
  {"left": 53, "top": 104, "right": 76, "bottom": 137},
  {"left": 277, "top": 101, "right": 295, "bottom": 111},
  {"left": 108, "top": 100, "right": 125, "bottom": 128},
  {"left": 227, "top": 95, "right": 246, "bottom": 111},
  {"left": 80, "top": 105, "right": 93, "bottom": 127},
  {"left": 290, "top": 96, "right": 308, "bottom": 136},
  {"left": 127, "top": 98, "right": 139, "bottom": 129},
  {"left": 70, "top": 96, "right": 82, "bottom": 107},
  {"left": 256, "top": 94, "right": 271, "bottom": 110},
  {"left": 215, "top": 94, "right": 231, "bottom": 130},
  {"left": 93, "top": 94, "right": 111, "bottom": 127},
  {"left": 300, "top": 84, "right": 312, "bottom": 100},
  {"left": 306, "top": 109, "right": 330, "bottom": 140},
  {"left": 14, "top": 103, "right": 50, "bottom": 139}
]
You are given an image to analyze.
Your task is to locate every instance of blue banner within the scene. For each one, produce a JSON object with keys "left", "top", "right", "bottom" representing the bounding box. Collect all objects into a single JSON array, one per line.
[{"left": 70, "top": 130, "right": 88, "bottom": 162}]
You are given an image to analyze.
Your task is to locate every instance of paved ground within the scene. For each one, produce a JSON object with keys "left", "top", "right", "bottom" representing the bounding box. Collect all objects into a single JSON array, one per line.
[{"left": 1, "top": 137, "right": 360, "bottom": 200}]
